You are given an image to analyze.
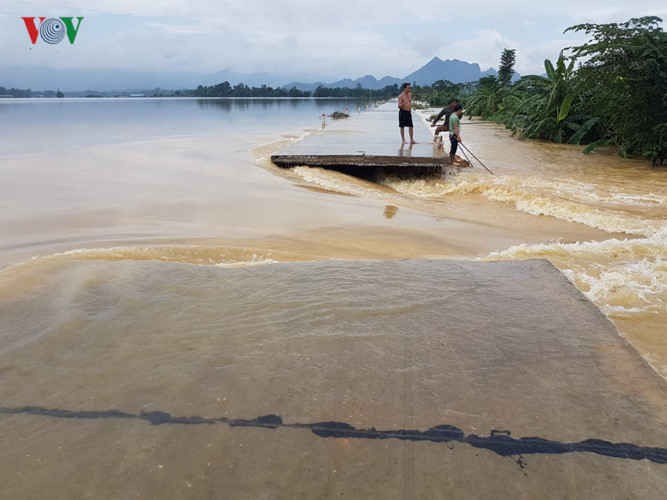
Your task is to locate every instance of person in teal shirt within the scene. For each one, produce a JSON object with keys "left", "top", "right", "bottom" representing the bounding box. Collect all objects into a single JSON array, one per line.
[{"left": 449, "top": 105, "right": 463, "bottom": 163}]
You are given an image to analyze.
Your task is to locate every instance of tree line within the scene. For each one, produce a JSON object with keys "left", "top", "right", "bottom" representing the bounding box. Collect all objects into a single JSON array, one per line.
[
  {"left": 0, "top": 86, "right": 33, "bottom": 97},
  {"left": 415, "top": 17, "right": 666, "bottom": 163},
  {"left": 191, "top": 82, "right": 308, "bottom": 98},
  {"left": 191, "top": 82, "right": 401, "bottom": 99}
]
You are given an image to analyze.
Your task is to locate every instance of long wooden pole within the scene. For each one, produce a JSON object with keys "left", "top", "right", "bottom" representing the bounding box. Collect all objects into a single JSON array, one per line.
[{"left": 460, "top": 143, "right": 496, "bottom": 175}]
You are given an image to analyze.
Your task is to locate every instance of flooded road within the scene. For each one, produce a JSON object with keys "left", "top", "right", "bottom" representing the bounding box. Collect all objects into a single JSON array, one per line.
[
  {"left": 385, "top": 114, "right": 667, "bottom": 378},
  {"left": 0, "top": 99, "right": 665, "bottom": 498},
  {"left": 2, "top": 259, "right": 667, "bottom": 498}
]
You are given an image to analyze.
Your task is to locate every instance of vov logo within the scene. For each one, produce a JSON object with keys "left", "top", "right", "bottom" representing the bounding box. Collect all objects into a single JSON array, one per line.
[{"left": 21, "top": 17, "right": 84, "bottom": 45}]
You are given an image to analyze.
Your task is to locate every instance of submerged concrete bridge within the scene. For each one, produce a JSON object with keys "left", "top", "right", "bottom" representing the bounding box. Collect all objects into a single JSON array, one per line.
[{"left": 271, "top": 102, "right": 462, "bottom": 181}]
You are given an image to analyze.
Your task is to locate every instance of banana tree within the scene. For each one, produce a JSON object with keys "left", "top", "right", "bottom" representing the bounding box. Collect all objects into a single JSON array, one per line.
[
  {"left": 466, "top": 76, "right": 503, "bottom": 119},
  {"left": 518, "top": 53, "right": 598, "bottom": 143}
]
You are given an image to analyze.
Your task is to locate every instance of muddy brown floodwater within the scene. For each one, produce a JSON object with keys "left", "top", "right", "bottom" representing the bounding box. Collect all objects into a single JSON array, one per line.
[{"left": 0, "top": 99, "right": 665, "bottom": 498}]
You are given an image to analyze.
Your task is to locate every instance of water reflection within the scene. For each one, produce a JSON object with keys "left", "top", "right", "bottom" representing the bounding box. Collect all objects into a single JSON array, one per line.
[
  {"left": 383, "top": 205, "right": 399, "bottom": 219},
  {"left": 0, "top": 98, "right": 360, "bottom": 156},
  {"left": 398, "top": 143, "right": 413, "bottom": 156}
]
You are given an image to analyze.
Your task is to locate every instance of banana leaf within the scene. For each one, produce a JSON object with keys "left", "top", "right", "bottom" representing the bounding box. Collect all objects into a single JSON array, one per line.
[
  {"left": 568, "top": 117, "right": 600, "bottom": 144},
  {"left": 558, "top": 95, "right": 573, "bottom": 122},
  {"left": 583, "top": 138, "right": 613, "bottom": 154}
]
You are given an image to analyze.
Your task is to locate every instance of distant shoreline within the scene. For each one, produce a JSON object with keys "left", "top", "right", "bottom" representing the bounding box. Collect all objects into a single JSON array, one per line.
[
  {"left": 0, "top": 96, "right": 363, "bottom": 101},
  {"left": 0, "top": 96, "right": 364, "bottom": 102}
]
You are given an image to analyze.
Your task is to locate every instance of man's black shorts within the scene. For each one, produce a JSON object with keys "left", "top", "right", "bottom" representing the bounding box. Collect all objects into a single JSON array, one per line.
[{"left": 398, "top": 109, "right": 413, "bottom": 128}]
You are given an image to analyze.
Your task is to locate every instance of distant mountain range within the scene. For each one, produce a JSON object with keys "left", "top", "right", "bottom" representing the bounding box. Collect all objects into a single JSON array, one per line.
[
  {"left": 1, "top": 57, "right": 508, "bottom": 92},
  {"left": 283, "top": 57, "right": 499, "bottom": 90},
  {"left": 406, "top": 57, "right": 499, "bottom": 85}
]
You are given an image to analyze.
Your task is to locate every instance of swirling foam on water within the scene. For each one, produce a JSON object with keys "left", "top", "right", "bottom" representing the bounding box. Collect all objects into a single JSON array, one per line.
[
  {"left": 484, "top": 224, "right": 667, "bottom": 378},
  {"left": 385, "top": 165, "right": 667, "bottom": 377},
  {"left": 386, "top": 174, "right": 665, "bottom": 236},
  {"left": 287, "top": 157, "right": 667, "bottom": 326},
  {"left": 291, "top": 166, "right": 396, "bottom": 199},
  {"left": 486, "top": 224, "right": 667, "bottom": 317}
]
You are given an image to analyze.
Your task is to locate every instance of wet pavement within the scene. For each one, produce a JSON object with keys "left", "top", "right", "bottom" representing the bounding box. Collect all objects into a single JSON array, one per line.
[
  {"left": 278, "top": 102, "right": 445, "bottom": 159},
  {"left": 1, "top": 259, "right": 666, "bottom": 499}
]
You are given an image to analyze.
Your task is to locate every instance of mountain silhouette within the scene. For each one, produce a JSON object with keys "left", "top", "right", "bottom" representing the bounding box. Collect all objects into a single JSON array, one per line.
[
  {"left": 282, "top": 57, "right": 499, "bottom": 90},
  {"left": 3, "top": 57, "right": 505, "bottom": 92}
]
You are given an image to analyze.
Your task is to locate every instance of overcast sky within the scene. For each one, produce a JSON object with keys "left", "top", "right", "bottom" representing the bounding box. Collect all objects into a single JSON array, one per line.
[{"left": 1, "top": 0, "right": 665, "bottom": 81}]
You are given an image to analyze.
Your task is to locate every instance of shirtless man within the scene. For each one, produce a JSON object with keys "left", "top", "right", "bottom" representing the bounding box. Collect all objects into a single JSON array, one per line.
[{"left": 397, "top": 83, "right": 416, "bottom": 145}]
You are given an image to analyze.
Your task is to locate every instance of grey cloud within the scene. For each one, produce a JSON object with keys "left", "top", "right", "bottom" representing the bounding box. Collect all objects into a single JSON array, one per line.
[{"left": 2, "top": 0, "right": 664, "bottom": 83}]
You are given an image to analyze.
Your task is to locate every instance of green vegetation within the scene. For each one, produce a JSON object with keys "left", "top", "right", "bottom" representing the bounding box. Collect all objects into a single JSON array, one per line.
[
  {"left": 0, "top": 86, "right": 32, "bottom": 97},
  {"left": 192, "top": 82, "right": 401, "bottom": 100},
  {"left": 426, "top": 16, "right": 666, "bottom": 163},
  {"left": 566, "top": 17, "right": 666, "bottom": 161},
  {"left": 497, "top": 49, "right": 516, "bottom": 87},
  {"left": 312, "top": 84, "right": 400, "bottom": 99},
  {"left": 412, "top": 80, "right": 471, "bottom": 107},
  {"left": 192, "top": 82, "right": 309, "bottom": 98}
]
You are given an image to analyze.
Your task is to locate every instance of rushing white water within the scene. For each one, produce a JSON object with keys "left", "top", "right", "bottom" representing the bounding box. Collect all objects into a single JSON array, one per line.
[
  {"left": 488, "top": 225, "right": 667, "bottom": 315},
  {"left": 386, "top": 174, "right": 666, "bottom": 236}
]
